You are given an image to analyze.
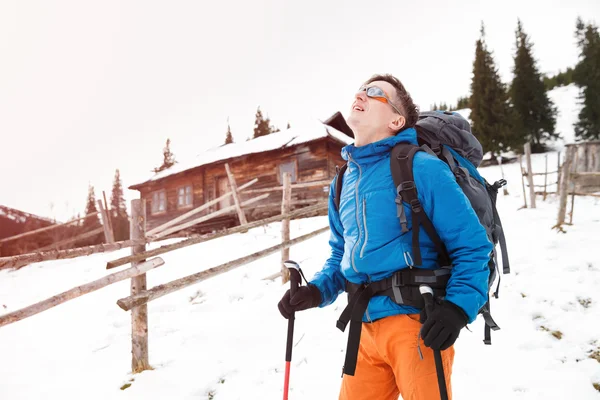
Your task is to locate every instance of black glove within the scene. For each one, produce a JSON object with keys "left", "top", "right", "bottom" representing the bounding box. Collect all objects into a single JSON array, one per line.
[
  {"left": 278, "top": 284, "right": 322, "bottom": 319},
  {"left": 420, "top": 300, "right": 468, "bottom": 351}
]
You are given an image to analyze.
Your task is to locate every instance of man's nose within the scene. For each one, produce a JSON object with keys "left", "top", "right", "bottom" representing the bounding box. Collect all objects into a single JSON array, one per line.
[{"left": 355, "top": 90, "right": 367, "bottom": 101}]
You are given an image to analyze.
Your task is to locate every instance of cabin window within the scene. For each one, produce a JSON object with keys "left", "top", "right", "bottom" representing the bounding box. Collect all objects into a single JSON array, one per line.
[
  {"left": 177, "top": 185, "right": 193, "bottom": 208},
  {"left": 278, "top": 161, "right": 297, "bottom": 184},
  {"left": 151, "top": 190, "right": 166, "bottom": 214}
]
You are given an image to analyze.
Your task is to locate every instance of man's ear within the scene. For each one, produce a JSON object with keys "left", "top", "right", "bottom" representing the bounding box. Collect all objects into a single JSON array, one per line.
[{"left": 389, "top": 115, "right": 406, "bottom": 132}]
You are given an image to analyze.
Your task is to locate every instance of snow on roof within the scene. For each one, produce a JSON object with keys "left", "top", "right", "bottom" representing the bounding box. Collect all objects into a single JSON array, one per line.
[{"left": 131, "top": 120, "right": 353, "bottom": 188}]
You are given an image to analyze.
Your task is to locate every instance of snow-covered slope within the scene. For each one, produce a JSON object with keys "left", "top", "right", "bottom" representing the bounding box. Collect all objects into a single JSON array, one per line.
[{"left": 1, "top": 84, "right": 598, "bottom": 400}]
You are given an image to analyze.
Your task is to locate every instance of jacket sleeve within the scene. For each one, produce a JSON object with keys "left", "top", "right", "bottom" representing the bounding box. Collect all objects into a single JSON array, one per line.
[
  {"left": 414, "top": 154, "right": 493, "bottom": 323},
  {"left": 309, "top": 179, "right": 347, "bottom": 307}
]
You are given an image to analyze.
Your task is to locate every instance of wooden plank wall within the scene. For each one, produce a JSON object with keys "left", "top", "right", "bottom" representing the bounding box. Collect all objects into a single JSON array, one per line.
[{"left": 137, "top": 137, "right": 349, "bottom": 234}]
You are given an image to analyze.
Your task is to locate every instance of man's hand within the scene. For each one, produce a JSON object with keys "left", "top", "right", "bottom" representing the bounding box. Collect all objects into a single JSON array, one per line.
[
  {"left": 420, "top": 300, "right": 468, "bottom": 350},
  {"left": 277, "top": 284, "right": 322, "bottom": 319}
]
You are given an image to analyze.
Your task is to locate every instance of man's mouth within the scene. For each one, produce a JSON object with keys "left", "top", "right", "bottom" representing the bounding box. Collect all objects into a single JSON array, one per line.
[{"left": 352, "top": 103, "right": 364, "bottom": 112}]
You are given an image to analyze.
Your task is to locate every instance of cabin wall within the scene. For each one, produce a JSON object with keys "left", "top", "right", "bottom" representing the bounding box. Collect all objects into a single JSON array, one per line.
[
  {"left": 136, "top": 138, "right": 349, "bottom": 234},
  {"left": 138, "top": 170, "right": 206, "bottom": 232}
]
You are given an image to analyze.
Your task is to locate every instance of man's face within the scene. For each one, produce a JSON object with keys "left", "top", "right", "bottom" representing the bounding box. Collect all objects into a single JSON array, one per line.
[{"left": 347, "top": 80, "right": 403, "bottom": 136}]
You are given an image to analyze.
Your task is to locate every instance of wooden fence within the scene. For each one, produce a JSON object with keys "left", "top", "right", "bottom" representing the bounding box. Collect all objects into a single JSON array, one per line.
[{"left": 0, "top": 170, "right": 330, "bottom": 376}]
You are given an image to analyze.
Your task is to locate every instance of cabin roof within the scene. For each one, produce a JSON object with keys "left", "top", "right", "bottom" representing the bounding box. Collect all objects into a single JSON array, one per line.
[{"left": 129, "top": 121, "right": 353, "bottom": 189}]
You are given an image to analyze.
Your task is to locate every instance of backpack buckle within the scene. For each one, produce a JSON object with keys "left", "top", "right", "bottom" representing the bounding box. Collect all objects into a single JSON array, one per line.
[
  {"left": 410, "top": 199, "right": 422, "bottom": 213},
  {"left": 397, "top": 181, "right": 415, "bottom": 193},
  {"left": 392, "top": 272, "right": 405, "bottom": 304}
]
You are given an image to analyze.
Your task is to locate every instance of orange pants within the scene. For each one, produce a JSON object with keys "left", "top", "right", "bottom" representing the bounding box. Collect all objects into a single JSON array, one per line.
[{"left": 339, "top": 314, "right": 454, "bottom": 400}]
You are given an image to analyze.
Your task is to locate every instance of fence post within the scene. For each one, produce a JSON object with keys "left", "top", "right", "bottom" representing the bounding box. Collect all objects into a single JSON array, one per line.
[
  {"left": 543, "top": 154, "right": 548, "bottom": 201},
  {"left": 524, "top": 143, "right": 536, "bottom": 208},
  {"left": 281, "top": 172, "right": 292, "bottom": 284},
  {"left": 519, "top": 155, "right": 528, "bottom": 209},
  {"left": 556, "top": 147, "right": 574, "bottom": 228},
  {"left": 130, "top": 199, "right": 151, "bottom": 373},
  {"left": 497, "top": 156, "right": 509, "bottom": 195},
  {"left": 557, "top": 151, "right": 562, "bottom": 188},
  {"left": 97, "top": 200, "right": 115, "bottom": 243}
]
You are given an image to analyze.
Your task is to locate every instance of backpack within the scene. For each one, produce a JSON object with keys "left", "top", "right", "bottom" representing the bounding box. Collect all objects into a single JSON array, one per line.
[{"left": 327, "top": 110, "right": 511, "bottom": 345}]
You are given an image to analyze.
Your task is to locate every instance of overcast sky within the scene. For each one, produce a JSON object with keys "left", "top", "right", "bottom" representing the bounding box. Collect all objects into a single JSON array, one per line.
[{"left": 1, "top": 0, "right": 598, "bottom": 222}]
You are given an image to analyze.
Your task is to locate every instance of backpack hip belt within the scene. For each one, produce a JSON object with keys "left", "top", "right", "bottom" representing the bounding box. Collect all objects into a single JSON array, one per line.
[{"left": 336, "top": 267, "right": 450, "bottom": 376}]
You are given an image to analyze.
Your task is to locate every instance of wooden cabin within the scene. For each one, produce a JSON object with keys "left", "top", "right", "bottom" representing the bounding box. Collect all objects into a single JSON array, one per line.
[
  {"left": 129, "top": 124, "right": 353, "bottom": 234},
  {"left": 0, "top": 205, "right": 55, "bottom": 256}
]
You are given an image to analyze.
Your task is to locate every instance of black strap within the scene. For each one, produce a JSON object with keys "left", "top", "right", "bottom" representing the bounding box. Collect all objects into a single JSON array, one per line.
[
  {"left": 481, "top": 300, "right": 500, "bottom": 345},
  {"left": 490, "top": 180, "right": 510, "bottom": 274},
  {"left": 390, "top": 144, "right": 450, "bottom": 267},
  {"left": 339, "top": 268, "right": 450, "bottom": 376},
  {"left": 333, "top": 164, "right": 347, "bottom": 211},
  {"left": 337, "top": 284, "right": 373, "bottom": 376}
]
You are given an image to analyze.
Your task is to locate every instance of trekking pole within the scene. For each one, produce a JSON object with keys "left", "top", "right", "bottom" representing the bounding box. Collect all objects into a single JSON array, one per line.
[
  {"left": 283, "top": 260, "right": 302, "bottom": 400},
  {"left": 419, "top": 285, "right": 449, "bottom": 400}
]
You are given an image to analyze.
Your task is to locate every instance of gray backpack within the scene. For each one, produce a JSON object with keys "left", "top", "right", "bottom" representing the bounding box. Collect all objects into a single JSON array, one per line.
[{"left": 328, "top": 110, "right": 511, "bottom": 344}]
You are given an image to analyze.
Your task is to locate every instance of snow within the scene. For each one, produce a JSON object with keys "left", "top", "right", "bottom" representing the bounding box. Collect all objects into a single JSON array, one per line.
[
  {"left": 133, "top": 121, "right": 353, "bottom": 187},
  {"left": 2, "top": 85, "right": 600, "bottom": 399}
]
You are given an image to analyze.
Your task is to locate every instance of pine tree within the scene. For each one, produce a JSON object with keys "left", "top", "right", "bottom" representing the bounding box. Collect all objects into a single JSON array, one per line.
[
  {"left": 510, "top": 19, "right": 558, "bottom": 153},
  {"left": 456, "top": 96, "right": 470, "bottom": 110},
  {"left": 470, "top": 23, "right": 522, "bottom": 156},
  {"left": 79, "top": 185, "right": 103, "bottom": 246},
  {"left": 224, "top": 119, "right": 234, "bottom": 145},
  {"left": 573, "top": 18, "right": 600, "bottom": 141},
  {"left": 253, "top": 107, "right": 272, "bottom": 138},
  {"left": 153, "top": 139, "right": 177, "bottom": 173},
  {"left": 82, "top": 185, "right": 101, "bottom": 231},
  {"left": 110, "top": 169, "right": 130, "bottom": 241}
]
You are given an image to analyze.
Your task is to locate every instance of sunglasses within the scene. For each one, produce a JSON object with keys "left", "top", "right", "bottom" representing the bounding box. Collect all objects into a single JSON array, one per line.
[{"left": 358, "top": 85, "right": 403, "bottom": 115}]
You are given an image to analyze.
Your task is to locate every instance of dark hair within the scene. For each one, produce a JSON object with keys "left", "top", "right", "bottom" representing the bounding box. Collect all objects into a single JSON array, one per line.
[{"left": 364, "top": 74, "right": 420, "bottom": 129}]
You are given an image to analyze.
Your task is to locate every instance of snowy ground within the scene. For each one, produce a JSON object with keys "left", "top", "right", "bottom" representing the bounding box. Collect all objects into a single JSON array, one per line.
[{"left": 1, "top": 85, "right": 599, "bottom": 399}]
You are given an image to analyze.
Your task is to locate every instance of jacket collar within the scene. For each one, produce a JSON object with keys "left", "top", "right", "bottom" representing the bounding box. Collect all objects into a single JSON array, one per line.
[{"left": 342, "top": 127, "right": 418, "bottom": 164}]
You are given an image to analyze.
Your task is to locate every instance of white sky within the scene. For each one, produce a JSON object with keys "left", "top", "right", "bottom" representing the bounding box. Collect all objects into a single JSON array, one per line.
[{"left": 1, "top": 0, "right": 598, "bottom": 222}]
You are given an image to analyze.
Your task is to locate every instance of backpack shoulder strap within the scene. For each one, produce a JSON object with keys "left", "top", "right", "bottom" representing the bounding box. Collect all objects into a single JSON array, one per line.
[
  {"left": 333, "top": 163, "right": 348, "bottom": 211},
  {"left": 390, "top": 143, "right": 450, "bottom": 267}
]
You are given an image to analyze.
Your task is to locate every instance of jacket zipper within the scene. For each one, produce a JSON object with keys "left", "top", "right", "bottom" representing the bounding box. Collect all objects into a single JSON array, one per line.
[
  {"left": 348, "top": 154, "right": 362, "bottom": 275},
  {"left": 360, "top": 198, "right": 368, "bottom": 258},
  {"left": 348, "top": 154, "right": 372, "bottom": 323}
]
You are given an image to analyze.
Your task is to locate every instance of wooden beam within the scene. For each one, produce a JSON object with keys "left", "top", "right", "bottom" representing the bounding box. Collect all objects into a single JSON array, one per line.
[
  {"left": 36, "top": 226, "right": 104, "bottom": 252},
  {"left": 0, "top": 257, "right": 164, "bottom": 329},
  {"left": 97, "top": 200, "right": 115, "bottom": 243},
  {"left": 0, "top": 238, "right": 147, "bottom": 270},
  {"left": 103, "top": 190, "right": 115, "bottom": 241},
  {"left": 519, "top": 155, "right": 528, "bottom": 209},
  {"left": 106, "top": 201, "right": 328, "bottom": 270},
  {"left": 242, "top": 179, "right": 331, "bottom": 194},
  {"left": 524, "top": 143, "right": 536, "bottom": 208},
  {"left": 0, "top": 212, "right": 100, "bottom": 244},
  {"left": 146, "top": 178, "right": 258, "bottom": 236},
  {"left": 129, "top": 199, "right": 151, "bottom": 373},
  {"left": 281, "top": 173, "right": 292, "bottom": 284},
  {"left": 224, "top": 163, "right": 248, "bottom": 225},
  {"left": 148, "top": 193, "right": 269, "bottom": 241},
  {"left": 555, "top": 146, "right": 574, "bottom": 228},
  {"left": 116, "top": 226, "right": 329, "bottom": 311}
]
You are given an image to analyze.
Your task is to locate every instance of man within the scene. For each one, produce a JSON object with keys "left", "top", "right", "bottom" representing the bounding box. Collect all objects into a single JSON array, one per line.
[{"left": 278, "top": 74, "right": 492, "bottom": 400}]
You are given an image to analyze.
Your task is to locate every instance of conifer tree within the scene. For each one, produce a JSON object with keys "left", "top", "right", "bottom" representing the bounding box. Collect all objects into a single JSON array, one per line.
[
  {"left": 224, "top": 119, "right": 234, "bottom": 144},
  {"left": 470, "top": 23, "right": 521, "bottom": 156},
  {"left": 78, "top": 185, "right": 103, "bottom": 246},
  {"left": 82, "top": 185, "right": 101, "bottom": 231},
  {"left": 153, "top": 139, "right": 176, "bottom": 173},
  {"left": 510, "top": 19, "right": 558, "bottom": 153},
  {"left": 110, "top": 169, "right": 130, "bottom": 241},
  {"left": 573, "top": 18, "right": 600, "bottom": 140},
  {"left": 253, "top": 107, "right": 271, "bottom": 138}
]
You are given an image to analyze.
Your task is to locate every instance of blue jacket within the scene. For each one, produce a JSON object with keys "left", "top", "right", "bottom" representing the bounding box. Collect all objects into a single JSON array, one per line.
[{"left": 309, "top": 127, "right": 492, "bottom": 323}]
